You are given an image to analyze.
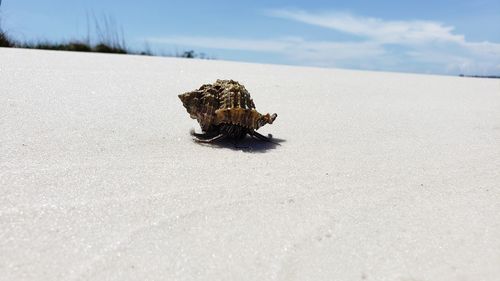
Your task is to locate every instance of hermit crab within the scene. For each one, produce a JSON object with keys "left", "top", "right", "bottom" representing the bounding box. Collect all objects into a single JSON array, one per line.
[{"left": 178, "top": 80, "right": 277, "bottom": 143}]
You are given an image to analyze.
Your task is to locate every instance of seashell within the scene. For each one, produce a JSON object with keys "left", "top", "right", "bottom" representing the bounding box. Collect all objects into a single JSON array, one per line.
[{"left": 178, "top": 79, "right": 277, "bottom": 143}]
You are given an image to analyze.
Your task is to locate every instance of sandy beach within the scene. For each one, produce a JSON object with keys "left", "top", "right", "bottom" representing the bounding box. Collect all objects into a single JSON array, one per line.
[{"left": 1, "top": 47, "right": 499, "bottom": 280}]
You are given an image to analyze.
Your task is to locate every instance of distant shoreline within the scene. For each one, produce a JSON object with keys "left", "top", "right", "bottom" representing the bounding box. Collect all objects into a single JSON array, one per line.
[{"left": 459, "top": 74, "right": 500, "bottom": 79}]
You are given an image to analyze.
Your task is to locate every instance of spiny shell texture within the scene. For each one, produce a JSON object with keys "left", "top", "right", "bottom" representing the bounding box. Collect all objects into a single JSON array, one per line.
[{"left": 178, "top": 80, "right": 276, "bottom": 132}]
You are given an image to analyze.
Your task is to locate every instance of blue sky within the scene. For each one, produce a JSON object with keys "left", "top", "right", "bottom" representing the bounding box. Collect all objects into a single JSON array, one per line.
[{"left": 1, "top": 0, "right": 499, "bottom": 75}]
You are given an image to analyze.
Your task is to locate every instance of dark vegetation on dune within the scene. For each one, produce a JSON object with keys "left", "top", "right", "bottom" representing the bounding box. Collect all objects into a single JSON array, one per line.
[
  {"left": 0, "top": 24, "right": 14, "bottom": 47},
  {"left": 459, "top": 74, "right": 500, "bottom": 79},
  {"left": 0, "top": 12, "right": 209, "bottom": 59}
]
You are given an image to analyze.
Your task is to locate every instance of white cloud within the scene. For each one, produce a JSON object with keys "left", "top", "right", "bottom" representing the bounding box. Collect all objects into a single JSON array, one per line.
[
  {"left": 265, "top": 9, "right": 500, "bottom": 74},
  {"left": 285, "top": 40, "right": 386, "bottom": 67},
  {"left": 462, "top": 41, "right": 500, "bottom": 58},
  {"left": 147, "top": 9, "right": 500, "bottom": 75},
  {"left": 266, "top": 9, "right": 464, "bottom": 44},
  {"left": 148, "top": 36, "right": 291, "bottom": 52},
  {"left": 148, "top": 36, "right": 385, "bottom": 67}
]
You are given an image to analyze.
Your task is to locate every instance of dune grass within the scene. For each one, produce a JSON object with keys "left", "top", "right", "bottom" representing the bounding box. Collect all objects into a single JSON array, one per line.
[
  {"left": 17, "top": 40, "right": 127, "bottom": 54},
  {"left": 0, "top": 27, "right": 14, "bottom": 47},
  {"left": 0, "top": 13, "right": 207, "bottom": 58}
]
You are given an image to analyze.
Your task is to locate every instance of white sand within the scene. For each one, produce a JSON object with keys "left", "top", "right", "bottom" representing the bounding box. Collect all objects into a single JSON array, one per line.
[{"left": 1, "top": 47, "right": 499, "bottom": 281}]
